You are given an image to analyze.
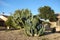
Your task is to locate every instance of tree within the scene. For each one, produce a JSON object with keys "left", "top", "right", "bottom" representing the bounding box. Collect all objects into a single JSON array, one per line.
[
  {"left": 38, "top": 6, "right": 57, "bottom": 21},
  {"left": 6, "top": 9, "right": 32, "bottom": 29},
  {"left": 6, "top": 9, "right": 45, "bottom": 36},
  {"left": 14, "top": 9, "right": 32, "bottom": 27},
  {"left": 5, "top": 16, "right": 12, "bottom": 28}
]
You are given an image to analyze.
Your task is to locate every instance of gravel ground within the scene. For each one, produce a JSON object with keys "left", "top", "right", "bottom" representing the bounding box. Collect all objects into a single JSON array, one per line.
[{"left": 0, "top": 29, "right": 60, "bottom": 40}]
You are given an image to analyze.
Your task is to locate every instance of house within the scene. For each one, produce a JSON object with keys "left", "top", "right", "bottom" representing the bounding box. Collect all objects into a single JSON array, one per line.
[
  {"left": 0, "top": 14, "right": 8, "bottom": 29},
  {"left": 40, "top": 14, "right": 60, "bottom": 32},
  {"left": 50, "top": 14, "right": 60, "bottom": 32},
  {"left": 55, "top": 14, "right": 60, "bottom": 32}
]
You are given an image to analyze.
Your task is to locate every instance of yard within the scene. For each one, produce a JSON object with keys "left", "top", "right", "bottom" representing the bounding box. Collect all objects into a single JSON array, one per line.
[{"left": 0, "top": 29, "right": 60, "bottom": 40}]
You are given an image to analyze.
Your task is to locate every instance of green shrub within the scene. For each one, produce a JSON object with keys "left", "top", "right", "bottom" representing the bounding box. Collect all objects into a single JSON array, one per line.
[{"left": 24, "top": 16, "right": 45, "bottom": 36}]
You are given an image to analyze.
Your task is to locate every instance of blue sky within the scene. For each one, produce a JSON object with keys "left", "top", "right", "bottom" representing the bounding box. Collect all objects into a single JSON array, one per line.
[{"left": 0, "top": 0, "right": 60, "bottom": 15}]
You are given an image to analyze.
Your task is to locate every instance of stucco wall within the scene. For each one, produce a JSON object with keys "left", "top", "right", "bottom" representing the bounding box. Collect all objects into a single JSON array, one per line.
[{"left": 50, "top": 22, "right": 57, "bottom": 28}]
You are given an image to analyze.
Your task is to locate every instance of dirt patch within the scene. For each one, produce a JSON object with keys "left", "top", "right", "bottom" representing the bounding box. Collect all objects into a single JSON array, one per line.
[{"left": 0, "top": 29, "right": 60, "bottom": 40}]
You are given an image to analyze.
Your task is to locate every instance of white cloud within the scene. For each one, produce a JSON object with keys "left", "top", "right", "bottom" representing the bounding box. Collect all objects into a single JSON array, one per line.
[{"left": 0, "top": 0, "right": 11, "bottom": 7}]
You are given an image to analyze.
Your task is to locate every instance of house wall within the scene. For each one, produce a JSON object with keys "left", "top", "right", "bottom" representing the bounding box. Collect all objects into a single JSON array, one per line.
[
  {"left": 50, "top": 22, "right": 56, "bottom": 28},
  {"left": 49, "top": 21, "right": 60, "bottom": 31}
]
